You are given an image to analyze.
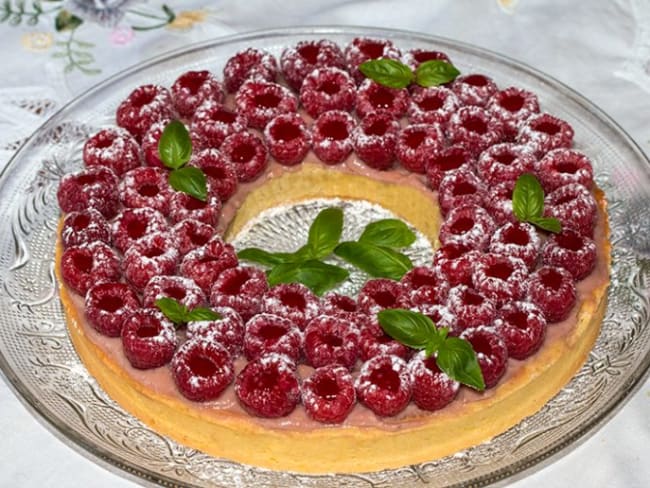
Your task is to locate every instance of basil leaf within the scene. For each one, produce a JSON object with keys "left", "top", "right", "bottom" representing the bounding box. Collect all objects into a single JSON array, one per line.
[
  {"left": 169, "top": 167, "right": 208, "bottom": 202},
  {"left": 359, "top": 219, "right": 416, "bottom": 248},
  {"left": 415, "top": 60, "right": 461, "bottom": 87},
  {"left": 359, "top": 58, "right": 414, "bottom": 89},
  {"left": 158, "top": 120, "right": 192, "bottom": 169},
  {"left": 529, "top": 216, "right": 562, "bottom": 233},
  {"left": 238, "top": 248, "right": 295, "bottom": 267},
  {"left": 377, "top": 309, "right": 441, "bottom": 351},
  {"left": 436, "top": 337, "right": 485, "bottom": 391},
  {"left": 266, "top": 260, "right": 349, "bottom": 295},
  {"left": 155, "top": 297, "right": 189, "bottom": 324},
  {"left": 512, "top": 173, "right": 544, "bottom": 221},
  {"left": 186, "top": 307, "right": 222, "bottom": 322},
  {"left": 307, "top": 207, "right": 343, "bottom": 259},
  {"left": 334, "top": 241, "right": 412, "bottom": 280}
]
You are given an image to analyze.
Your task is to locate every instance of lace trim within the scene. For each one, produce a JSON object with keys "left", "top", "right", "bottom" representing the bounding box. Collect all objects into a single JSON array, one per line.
[{"left": 615, "top": 0, "right": 650, "bottom": 92}]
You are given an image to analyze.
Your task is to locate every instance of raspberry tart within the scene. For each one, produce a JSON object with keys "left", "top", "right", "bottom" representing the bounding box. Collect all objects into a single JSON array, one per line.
[{"left": 55, "top": 35, "right": 610, "bottom": 475}]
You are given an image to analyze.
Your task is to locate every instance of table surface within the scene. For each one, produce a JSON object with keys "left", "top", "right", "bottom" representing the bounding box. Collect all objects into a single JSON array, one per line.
[{"left": 1, "top": 0, "right": 649, "bottom": 486}]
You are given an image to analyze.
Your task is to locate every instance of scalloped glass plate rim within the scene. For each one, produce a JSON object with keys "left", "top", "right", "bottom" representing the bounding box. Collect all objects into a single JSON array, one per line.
[{"left": 0, "top": 25, "right": 648, "bottom": 488}]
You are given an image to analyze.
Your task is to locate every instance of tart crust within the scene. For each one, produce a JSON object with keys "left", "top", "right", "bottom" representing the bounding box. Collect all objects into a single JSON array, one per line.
[{"left": 56, "top": 164, "right": 610, "bottom": 474}]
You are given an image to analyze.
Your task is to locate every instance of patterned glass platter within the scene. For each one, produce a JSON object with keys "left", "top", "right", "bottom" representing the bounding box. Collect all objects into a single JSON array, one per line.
[{"left": 0, "top": 27, "right": 649, "bottom": 488}]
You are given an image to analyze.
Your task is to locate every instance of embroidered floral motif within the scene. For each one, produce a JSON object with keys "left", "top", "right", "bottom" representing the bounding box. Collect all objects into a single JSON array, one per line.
[
  {"left": 168, "top": 9, "right": 207, "bottom": 30},
  {"left": 110, "top": 24, "right": 135, "bottom": 45},
  {"left": 21, "top": 32, "right": 54, "bottom": 52}
]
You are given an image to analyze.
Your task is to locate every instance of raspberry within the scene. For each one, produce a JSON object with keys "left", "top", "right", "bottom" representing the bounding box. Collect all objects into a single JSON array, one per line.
[
  {"left": 355, "top": 79, "right": 410, "bottom": 120},
  {"left": 447, "top": 106, "right": 505, "bottom": 158},
  {"left": 303, "top": 315, "right": 360, "bottom": 369},
  {"left": 484, "top": 180, "right": 517, "bottom": 226},
  {"left": 518, "top": 113, "right": 574, "bottom": 156},
  {"left": 408, "top": 86, "right": 460, "bottom": 126},
  {"left": 186, "top": 306, "right": 245, "bottom": 356},
  {"left": 358, "top": 278, "right": 404, "bottom": 315},
  {"left": 311, "top": 110, "right": 356, "bottom": 164},
  {"left": 425, "top": 145, "right": 475, "bottom": 190},
  {"left": 542, "top": 228, "right": 597, "bottom": 280},
  {"left": 61, "top": 208, "right": 111, "bottom": 249},
  {"left": 344, "top": 37, "right": 402, "bottom": 83},
  {"left": 489, "top": 221, "right": 541, "bottom": 270},
  {"left": 395, "top": 123, "right": 444, "bottom": 174},
  {"left": 57, "top": 166, "right": 119, "bottom": 219},
  {"left": 172, "top": 219, "right": 215, "bottom": 256},
  {"left": 171, "top": 70, "right": 224, "bottom": 117},
  {"left": 142, "top": 275, "right": 205, "bottom": 310},
  {"left": 355, "top": 355, "right": 412, "bottom": 417},
  {"left": 116, "top": 84, "right": 174, "bottom": 141},
  {"left": 179, "top": 236, "right": 238, "bottom": 293},
  {"left": 188, "top": 148, "right": 238, "bottom": 201},
  {"left": 451, "top": 74, "right": 498, "bottom": 107},
  {"left": 471, "top": 253, "right": 529, "bottom": 306},
  {"left": 300, "top": 67, "right": 356, "bottom": 118},
  {"left": 223, "top": 48, "right": 278, "bottom": 93},
  {"left": 280, "top": 39, "right": 345, "bottom": 91},
  {"left": 476, "top": 143, "right": 537, "bottom": 186},
  {"left": 220, "top": 131, "right": 268, "bottom": 182},
  {"left": 399, "top": 266, "right": 450, "bottom": 306},
  {"left": 263, "top": 113, "right": 311, "bottom": 166},
  {"left": 140, "top": 119, "right": 171, "bottom": 168},
  {"left": 235, "top": 353, "right": 300, "bottom": 418},
  {"left": 408, "top": 351, "right": 459, "bottom": 411},
  {"left": 61, "top": 242, "right": 121, "bottom": 295},
  {"left": 172, "top": 339, "right": 234, "bottom": 401},
  {"left": 447, "top": 285, "right": 497, "bottom": 331},
  {"left": 527, "top": 266, "right": 577, "bottom": 323},
  {"left": 169, "top": 190, "right": 222, "bottom": 226},
  {"left": 235, "top": 80, "right": 298, "bottom": 129},
  {"left": 83, "top": 127, "right": 140, "bottom": 176},
  {"left": 359, "top": 318, "right": 411, "bottom": 361},
  {"left": 119, "top": 167, "right": 173, "bottom": 216},
  {"left": 111, "top": 207, "right": 168, "bottom": 253},
  {"left": 402, "top": 49, "right": 451, "bottom": 72},
  {"left": 261, "top": 283, "right": 321, "bottom": 330},
  {"left": 494, "top": 301, "right": 546, "bottom": 360},
  {"left": 321, "top": 292, "right": 358, "bottom": 315},
  {"left": 437, "top": 168, "right": 486, "bottom": 214},
  {"left": 85, "top": 282, "right": 140, "bottom": 337},
  {"left": 544, "top": 183, "right": 597, "bottom": 237},
  {"left": 460, "top": 326, "right": 508, "bottom": 388},
  {"left": 351, "top": 110, "right": 400, "bottom": 170},
  {"left": 432, "top": 242, "right": 481, "bottom": 287},
  {"left": 537, "top": 148, "right": 594, "bottom": 192},
  {"left": 190, "top": 101, "right": 248, "bottom": 150},
  {"left": 302, "top": 365, "right": 356, "bottom": 423},
  {"left": 210, "top": 265, "right": 268, "bottom": 321},
  {"left": 122, "top": 308, "right": 178, "bottom": 369},
  {"left": 123, "top": 232, "right": 180, "bottom": 290},
  {"left": 438, "top": 204, "right": 495, "bottom": 251},
  {"left": 487, "top": 87, "right": 540, "bottom": 140}
]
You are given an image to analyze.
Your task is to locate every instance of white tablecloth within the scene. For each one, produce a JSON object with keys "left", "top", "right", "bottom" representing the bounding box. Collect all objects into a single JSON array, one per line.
[{"left": 1, "top": 0, "right": 648, "bottom": 486}]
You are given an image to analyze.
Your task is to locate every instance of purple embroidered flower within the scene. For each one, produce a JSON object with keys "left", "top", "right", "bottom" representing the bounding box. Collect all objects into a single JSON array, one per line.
[{"left": 64, "top": 0, "right": 134, "bottom": 27}]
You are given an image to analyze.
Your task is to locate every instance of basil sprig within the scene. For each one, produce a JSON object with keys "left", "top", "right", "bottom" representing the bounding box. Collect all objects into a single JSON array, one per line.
[
  {"left": 158, "top": 120, "right": 208, "bottom": 202},
  {"left": 238, "top": 208, "right": 349, "bottom": 295},
  {"left": 155, "top": 297, "right": 221, "bottom": 326},
  {"left": 512, "top": 173, "right": 562, "bottom": 233},
  {"left": 377, "top": 309, "right": 485, "bottom": 391},
  {"left": 359, "top": 58, "right": 460, "bottom": 89},
  {"left": 238, "top": 207, "right": 417, "bottom": 293}
]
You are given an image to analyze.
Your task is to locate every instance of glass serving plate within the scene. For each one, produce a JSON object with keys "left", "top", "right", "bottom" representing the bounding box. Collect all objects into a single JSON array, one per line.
[{"left": 0, "top": 26, "right": 649, "bottom": 488}]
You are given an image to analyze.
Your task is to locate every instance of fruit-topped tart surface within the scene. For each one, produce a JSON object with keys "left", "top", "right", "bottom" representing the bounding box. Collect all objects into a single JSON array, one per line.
[{"left": 54, "top": 35, "right": 610, "bottom": 474}]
